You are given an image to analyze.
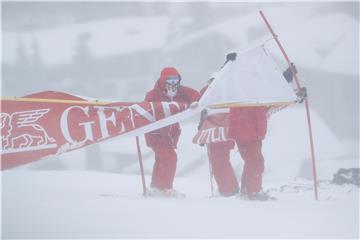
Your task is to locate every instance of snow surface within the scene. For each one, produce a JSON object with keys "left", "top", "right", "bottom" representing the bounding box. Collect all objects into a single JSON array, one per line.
[
  {"left": 2, "top": 171, "right": 359, "bottom": 239},
  {"left": 2, "top": 108, "right": 359, "bottom": 239}
]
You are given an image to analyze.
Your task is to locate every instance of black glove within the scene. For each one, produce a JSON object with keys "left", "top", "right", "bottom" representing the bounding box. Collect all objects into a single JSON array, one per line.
[
  {"left": 283, "top": 62, "right": 297, "bottom": 83},
  {"left": 296, "top": 87, "right": 307, "bottom": 103},
  {"left": 198, "top": 109, "right": 208, "bottom": 130},
  {"left": 226, "top": 52, "right": 237, "bottom": 62},
  {"left": 201, "top": 109, "right": 208, "bottom": 117},
  {"left": 220, "top": 52, "right": 237, "bottom": 69}
]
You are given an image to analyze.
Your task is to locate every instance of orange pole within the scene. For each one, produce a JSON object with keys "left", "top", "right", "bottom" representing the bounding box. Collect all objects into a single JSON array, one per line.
[
  {"left": 136, "top": 136, "right": 147, "bottom": 197},
  {"left": 259, "top": 10, "right": 318, "bottom": 200}
]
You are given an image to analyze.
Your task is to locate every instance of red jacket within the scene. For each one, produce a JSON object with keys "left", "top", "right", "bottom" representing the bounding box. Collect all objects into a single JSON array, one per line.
[
  {"left": 145, "top": 67, "right": 200, "bottom": 148},
  {"left": 228, "top": 106, "right": 269, "bottom": 141}
]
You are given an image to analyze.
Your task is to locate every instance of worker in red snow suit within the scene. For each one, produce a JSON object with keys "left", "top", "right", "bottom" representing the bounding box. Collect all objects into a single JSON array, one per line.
[
  {"left": 228, "top": 106, "right": 271, "bottom": 200},
  {"left": 198, "top": 77, "right": 239, "bottom": 197},
  {"left": 144, "top": 67, "right": 200, "bottom": 197},
  {"left": 198, "top": 53, "right": 306, "bottom": 200},
  {"left": 229, "top": 58, "right": 306, "bottom": 200}
]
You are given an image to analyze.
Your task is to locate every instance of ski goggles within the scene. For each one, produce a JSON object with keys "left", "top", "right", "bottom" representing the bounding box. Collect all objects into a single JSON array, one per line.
[{"left": 165, "top": 76, "right": 180, "bottom": 90}]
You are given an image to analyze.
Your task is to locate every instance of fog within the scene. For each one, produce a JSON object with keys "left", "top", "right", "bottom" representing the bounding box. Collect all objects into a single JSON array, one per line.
[{"left": 2, "top": 2, "right": 359, "bottom": 142}]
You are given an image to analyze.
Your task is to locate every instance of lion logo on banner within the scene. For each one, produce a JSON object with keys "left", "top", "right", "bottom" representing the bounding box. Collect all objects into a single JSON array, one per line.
[{"left": 1, "top": 109, "right": 56, "bottom": 152}]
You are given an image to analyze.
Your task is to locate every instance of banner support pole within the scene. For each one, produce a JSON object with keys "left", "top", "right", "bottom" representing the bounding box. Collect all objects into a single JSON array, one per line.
[
  {"left": 206, "top": 147, "right": 215, "bottom": 197},
  {"left": 259, "top": 10, "right": 319, "bottom": 200},
  {"left": 136, "top": 136, "right": 147, "bottom": 197}
]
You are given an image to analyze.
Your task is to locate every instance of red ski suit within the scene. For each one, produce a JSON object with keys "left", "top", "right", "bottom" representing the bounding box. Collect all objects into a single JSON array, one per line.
[
  {"left": 145, "top": 67, "right": 200, "bottom": 190},
  {"left": 229, "top": 106, "right": 269, "bottom": 195},
  {"left": 199, "top": 86, "right": 239, "bottom": 196}
]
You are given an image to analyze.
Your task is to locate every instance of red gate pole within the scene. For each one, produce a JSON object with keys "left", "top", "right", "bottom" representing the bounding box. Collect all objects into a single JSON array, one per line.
[
  {"left": 259, "top": 10, "right": 319, "bottom": 200},
  {"left": 136, "top": 136, "right": 147, "bottom": 197}
]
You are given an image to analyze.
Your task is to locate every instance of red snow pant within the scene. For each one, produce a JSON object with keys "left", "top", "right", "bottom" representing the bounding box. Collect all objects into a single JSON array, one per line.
[
  {"left": 207, "top": 141, "right": 239, "bottom": 196},
  {"left": 151, "top": 147, "right": 177, "bottom": 190},
  {"left": 235, "top": 140, "right": 265, "bottom": 195}
]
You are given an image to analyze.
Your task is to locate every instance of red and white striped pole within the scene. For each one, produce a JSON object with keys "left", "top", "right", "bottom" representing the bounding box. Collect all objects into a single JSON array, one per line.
[
  {"left": 136, "top": 136, "right": 147, "bottom": 197},
  {"left": 259, "top": 10, "right": 319, "bottom": 200}
]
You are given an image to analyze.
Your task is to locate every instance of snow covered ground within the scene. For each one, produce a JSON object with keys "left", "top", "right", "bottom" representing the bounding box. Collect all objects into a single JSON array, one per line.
[
  {"left": 2, "top": 171, "right": 358, "bottom": 239},
  {"left": 2, "top": 108, "right": 359, "bottom": 239}
]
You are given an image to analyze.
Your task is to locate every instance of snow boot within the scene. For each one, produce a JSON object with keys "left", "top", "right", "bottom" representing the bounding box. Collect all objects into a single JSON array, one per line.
[
  {"left": 247, "top": 190, "right": 276, "bottom": 201},
  {"left": 147, "top": 187, "right": 186, "bottom": 198}
]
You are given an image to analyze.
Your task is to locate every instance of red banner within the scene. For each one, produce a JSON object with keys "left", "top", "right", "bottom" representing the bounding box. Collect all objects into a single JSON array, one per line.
[
  {"left": 192, "top": 113, "right": 231, "bottom": 145},
  {"left": 1, "top": 91, "right": 189, "bottom": 170}
]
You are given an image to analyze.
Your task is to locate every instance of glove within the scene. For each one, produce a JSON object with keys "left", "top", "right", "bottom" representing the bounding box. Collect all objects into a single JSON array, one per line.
[
  {"left": 226, "top": 52, "right": 237, "bottom": 62},
  {"left": 283, "top": 62, "right": 297, "bottom": 83},
  {"left": 201, "top": 109, "right": 208, "bottom": 117},
  {"left": 220, "top": 52, "right": 237, "bottom": 69},
  {"left": 197, "top": 109, "right": 208, "bottom": 130},
  {"left": 296, "top": 87, "right": 307, "bottom": 103}
]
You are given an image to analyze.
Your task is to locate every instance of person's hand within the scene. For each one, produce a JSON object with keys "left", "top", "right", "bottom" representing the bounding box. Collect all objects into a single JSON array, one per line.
[
  {"left": 283, "top": 62, "right": 297, "bottom": 83},
  {"left": 296, "top": 87, "right": 307, "bottom": 103}
]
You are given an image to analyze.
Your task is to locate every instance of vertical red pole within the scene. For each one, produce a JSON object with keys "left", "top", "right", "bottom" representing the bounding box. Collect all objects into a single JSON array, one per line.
[
  {"left": 136, "top": 136, "right": 147, "bottom": 197},
  {"left": 259, "top": 10, "right": 318, "bottom": 200}
]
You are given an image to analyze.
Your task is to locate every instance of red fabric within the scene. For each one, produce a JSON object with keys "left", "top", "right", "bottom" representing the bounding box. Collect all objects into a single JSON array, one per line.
[
  {"left": 236, "top": 140, "right": 264, "bottom": 195},
  {"left": 207, "top": 141, "right": 238, "bottom": 196},
  {"left": 145, "top": 67, "right": 200, "bottom": 148},
  {"left": 228, "top": 106, "right": 269, "bottom": 195},
  {"left": 228, "top": 106, "right": 269, "bottom": 141},
  {"left": 193, "top": 113, "right": 230, "bottom": 144},
  {"left": 151, "top": 147, "right": 177, "bottom": 189}
]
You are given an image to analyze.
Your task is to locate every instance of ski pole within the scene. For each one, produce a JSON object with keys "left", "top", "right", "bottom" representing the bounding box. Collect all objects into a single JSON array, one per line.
[
  {"left": 206, "top": 146, "right": 215, "bottom": 197},
  {"left": 136, "top": 136, "right": 147, "bottom": 197},
  {"left": 259, "top": 10, "right": 318, "bottom": 200}
]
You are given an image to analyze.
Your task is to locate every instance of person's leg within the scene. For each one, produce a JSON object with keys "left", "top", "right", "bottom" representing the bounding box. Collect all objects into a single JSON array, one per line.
[
  {"left": 236, "top": 140, "right": 264, "bottom": 195},
  {"left": 151, "top": 147, "right": 177, "bottom": 190},
  {"left": 207, "top": 141, "right": 239, "bottom": 196}
]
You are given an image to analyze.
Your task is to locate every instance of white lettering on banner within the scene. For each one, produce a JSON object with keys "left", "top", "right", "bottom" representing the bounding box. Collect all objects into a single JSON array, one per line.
[
  {"left": 60, "top": 106, "right": 94, "bottom": 144},
  {"left": 97, "top": 106, "right": 130, "bottom": 134},
  {"left": 197, "top": 127, "right": 227, "bottom": 144},
  {"left": 212, "top": 127, "right": 227, "bottom": 142},
  {"left": 197, "top": 128, "right": 210, "bottom": 144},
  {"left": 94, "top": 106, "right": 117, "bottom": 140},
  {"left": 119, "top": 121, "right": 126, "bottom": 134},
  {"left": 211, "top": 128, "right": 221, "bottom": 142},
  {"left": 60, "top": 102, "right": 183, "bottom": 145},
  {"left": 161, "top": 102, "right": 182, "bottom": 118},
  {"left": 127, "top": 103, "right": 156, "bottom": 128},
  {"left": 220, "top": 127, "right": 227, "bottom": 141}
]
